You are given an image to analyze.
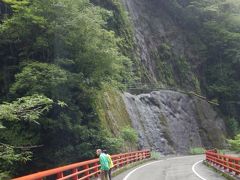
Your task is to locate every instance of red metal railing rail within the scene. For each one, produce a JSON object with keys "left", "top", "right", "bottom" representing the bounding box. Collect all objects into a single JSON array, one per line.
[
  {"left": 205, "top": 150, "right": 240, "bottom": 176},
  {"left": 13, "top": 150, "right": 151, "bottom": 180}
]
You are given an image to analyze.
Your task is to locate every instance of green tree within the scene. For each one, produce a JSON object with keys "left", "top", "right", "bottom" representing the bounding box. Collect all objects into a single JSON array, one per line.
[
  {"left": 10, "top": 62, "right": 68, "bottom": 98},
  {"left": 163, "top": 0, "right": 240, "bottom": 130},
  {"left": 0, "top": 95, "right": 54, "bottom": 177},
  {"left": 0, "top": 0, "right": 133, "bottom": 177},
  {"left": 228, "top": 134, "right": 240, "bottom": 152}
]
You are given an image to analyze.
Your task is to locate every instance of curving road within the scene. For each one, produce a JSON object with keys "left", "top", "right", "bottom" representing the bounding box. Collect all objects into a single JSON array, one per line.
[{"left": 113, "top": 155, "right": 226, "bottom": 180}]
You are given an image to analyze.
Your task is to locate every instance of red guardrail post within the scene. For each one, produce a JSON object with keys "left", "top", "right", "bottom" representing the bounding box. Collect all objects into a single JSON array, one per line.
[
  {"left": 131, "top": 152, "right": 135, "bottom": 162},
  {"left": 219, "top": 156, "right": 223, "bottom": 168},
  {"left": 118, "top": 154, "right": 121, "bottom": 167},
  {"left": 236, "top": 160, "right": 239, "bottom": 176},
  {"left": 133, "top": 152, "right": 136, "bottom": 162},
  {"left": 128, "top": 153, "right": 131, "bottom": 164},
  {"left": 84, "top": 165, "right": 90, "bottom": 180},
  {"left": 57, "top": 172, "right": 64, "bottom": 179},
  {"left": 234, "top": 158, "right": 240, "bottom": 175},
  {"left": 94, "top": 162, "right": 99, "bottom": 177},
  {"left": 119, "top": 154, "right": 122, "bottom": 167},
  {"left": 217, "top": 153, "right": 220, "bottom": 166},
  {"left": 118, "top": 155, "right": 121, "bottom": 168},
  {"left": 115, "top": 156, "right": 119, "bottom": 168},
  {"left": 223, "top": 156, "right": 226, "bottom": 169},
  {"left": 136, "top": 152, "right": 139, "bottom": 161},
  {"left": 229, "top": 158, "right": 232, "bottom": 173},
  {"left": 72, "top": 168, "right": 78, "bottom": 180}
]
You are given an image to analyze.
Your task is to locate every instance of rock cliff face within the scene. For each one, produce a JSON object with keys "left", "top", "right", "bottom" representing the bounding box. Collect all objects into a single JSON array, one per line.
[
  {"left": 121, "top": 0, "right": 204, "bottom": 90},
  {"left": 122, "top": 90, "right": 226, "bottom": 154},
  {"left": 97, "top": 0, "right": 227, "bottom": 154}
]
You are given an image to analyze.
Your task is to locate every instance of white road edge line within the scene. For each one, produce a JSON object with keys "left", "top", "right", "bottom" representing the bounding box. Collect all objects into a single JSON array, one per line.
[
  {"left": 192, "top": 160, "right": 207, "bottom": 180},
  {"left": 123, "top": 155, "right": 204, "bottom": 180},
  {"left": 122, "top": 160, "right": 163, "bottom": 180}
]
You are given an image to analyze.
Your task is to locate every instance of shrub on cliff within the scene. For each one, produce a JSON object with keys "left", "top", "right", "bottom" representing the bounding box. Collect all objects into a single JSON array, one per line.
[{"left": 228, "top": 134, "right": 240, "bottom": 152}]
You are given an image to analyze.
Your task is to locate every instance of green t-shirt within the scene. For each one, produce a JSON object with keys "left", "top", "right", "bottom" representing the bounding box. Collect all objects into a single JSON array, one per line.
[{"left": 99, "top": 153, "right": 110, "bottom": 170}]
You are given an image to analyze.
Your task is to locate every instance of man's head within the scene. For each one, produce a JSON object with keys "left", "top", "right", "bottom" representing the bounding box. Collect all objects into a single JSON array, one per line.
[{"left": 96, "top": 149, "right": 102, "bottom": 156}]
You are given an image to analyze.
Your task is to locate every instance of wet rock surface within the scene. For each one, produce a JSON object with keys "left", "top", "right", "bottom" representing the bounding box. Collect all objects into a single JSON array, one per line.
[
  {"left": 121, "top": 0, "right": 204, "bottom": 88},
  {"left": 122, "top": 90, "right": 226, "bottom": 154}
]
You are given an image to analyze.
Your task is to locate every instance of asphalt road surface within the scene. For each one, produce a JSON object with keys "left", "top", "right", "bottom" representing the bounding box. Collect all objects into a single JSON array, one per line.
[{"left": 113, "top": 155, "right": 226, "bottom": 180}]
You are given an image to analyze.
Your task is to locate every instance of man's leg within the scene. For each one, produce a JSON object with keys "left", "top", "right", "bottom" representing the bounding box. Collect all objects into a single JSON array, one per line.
[
  {"left": 108, "top": 168, "right": 112, "bottom": 180},
  {"left": 100, "top": 170, "right": 105, "bottom": 180},
  {"left": 104, "top": 170, "right": 109, "bottom": 180},
  {"left": 101, "top": 170, "right": 109, "bottom": 180}
]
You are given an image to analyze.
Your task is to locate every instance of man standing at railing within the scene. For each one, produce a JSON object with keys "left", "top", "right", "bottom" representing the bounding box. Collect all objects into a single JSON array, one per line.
[
  {"left": 96, "top": 149, "right": 110, "bottom": 180},
  {"left": 103, "top": 150, "right": 114, "bottom": 180}
]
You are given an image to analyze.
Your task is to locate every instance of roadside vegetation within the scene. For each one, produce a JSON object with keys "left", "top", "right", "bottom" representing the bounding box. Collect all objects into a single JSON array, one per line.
[
  {"left": 189, "top": 147, "right": 206, "bottom": 155},
  {"left": 0, "top": 0, "right": 239, "bottom": 178},
  {"left": 228, "top": 134, "right": 240, "bottom": 153},
  {"left": 0, "top": 0, "right": 133, "bottom": 178}
]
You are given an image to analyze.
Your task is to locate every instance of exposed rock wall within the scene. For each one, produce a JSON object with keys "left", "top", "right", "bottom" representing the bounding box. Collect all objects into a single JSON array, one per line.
[
  {"left": 122, "top": 90, "right": 227, "bottom": 154},
  {"left": 96, "top": 1, "right": 227, "bottom": 154},
  {"left": 121, "top": 0, "right": 204, "bottom": 90}
]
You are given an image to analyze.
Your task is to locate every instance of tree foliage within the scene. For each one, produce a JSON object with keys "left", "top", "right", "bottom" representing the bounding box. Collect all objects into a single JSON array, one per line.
[
  {"left": 194, "top": 0, "right": 240, "bottom": 130},
  {"left": 10, "top": 62, "right": 68, "bottom": 97},
  {"left": 0, "top": 95, "right": 53, "bottom": 123},
  {"left": 0, "top": 94, "right": 53, "bottom": 177},
  {"left": 163, "top": 0, "right": 240, "bottom": 131},
  {"left": 0, "top": 0, "right": 240, "bottom": 177},
  {"left": 228, "top": 134, "right": 240, "bottom": 152},
  {"left": 121, "top": 127, "right": 138, "bottom": 145},
  {"left": 0, "top": 0, "right": 133, "bottom": 177}
]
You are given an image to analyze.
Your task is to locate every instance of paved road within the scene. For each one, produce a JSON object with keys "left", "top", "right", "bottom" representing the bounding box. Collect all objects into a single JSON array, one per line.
[{"left": 113, "top": 155, "right": 226, "bottom": 180}]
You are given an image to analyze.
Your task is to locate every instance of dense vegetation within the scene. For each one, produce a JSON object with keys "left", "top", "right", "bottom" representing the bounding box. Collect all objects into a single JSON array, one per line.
[
  {"left": 229, "top": 134, "right": 240, "bottom": 152},
  {"left": 159, "top": 0, "right": 240, "bottom": 134},
  {"left": 0, "top": 0, "right": 239, "bottom": 178},
  {"left": 0, "top": 0, "right": 134, "bottom": 178}
]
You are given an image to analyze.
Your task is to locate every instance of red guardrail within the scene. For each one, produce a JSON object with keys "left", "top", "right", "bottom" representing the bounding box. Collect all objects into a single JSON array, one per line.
[
  {"left": 13, "top": 150, "right": 151, "bottom": 180},
  {"left": 205, "top": 150, "right": 240, "bottom": 176}
]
